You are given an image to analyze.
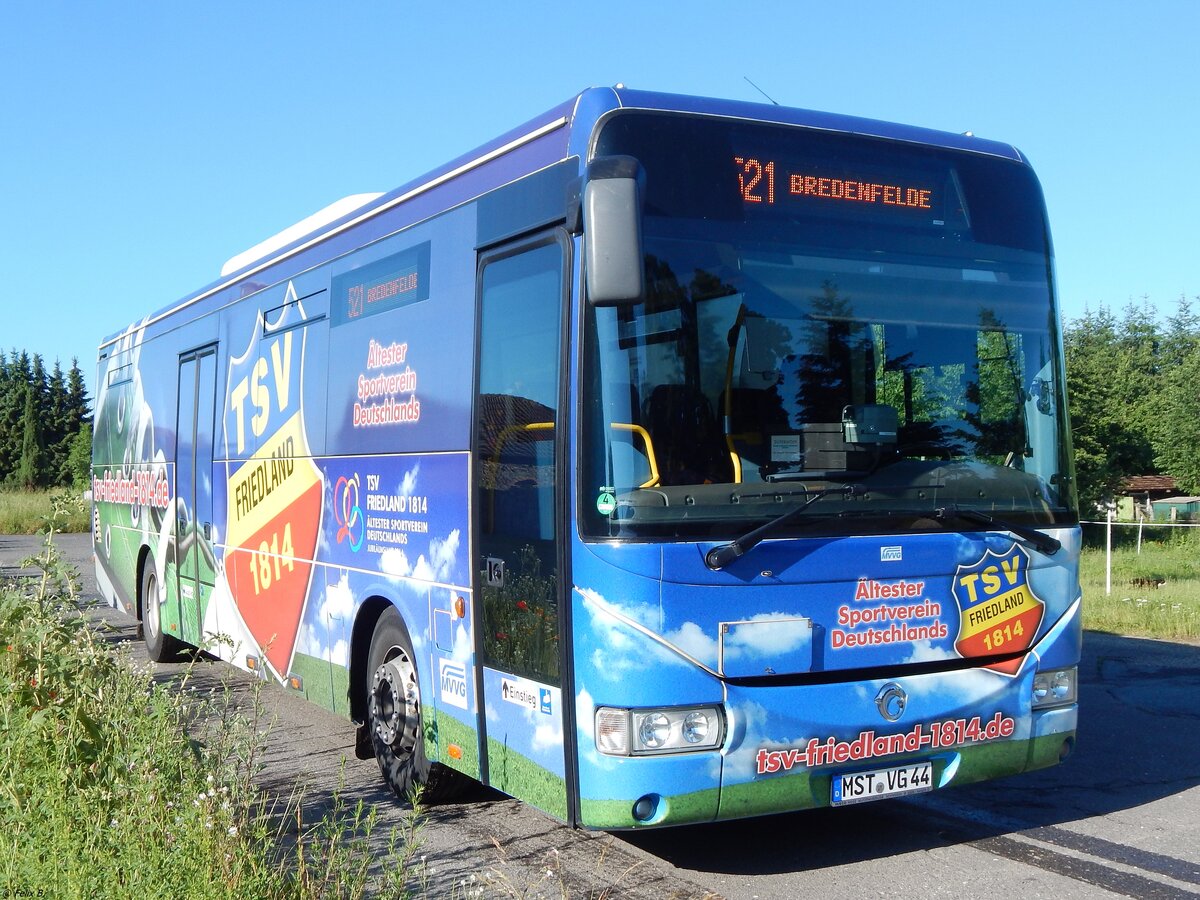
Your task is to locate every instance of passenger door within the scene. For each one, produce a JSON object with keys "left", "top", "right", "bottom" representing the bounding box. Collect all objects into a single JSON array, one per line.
[
  {"left": 474, "top": 235, "right": 570, "bottom": 820},
  {"left": 175, "top": 346, "right": 218, "bottom": 647}
]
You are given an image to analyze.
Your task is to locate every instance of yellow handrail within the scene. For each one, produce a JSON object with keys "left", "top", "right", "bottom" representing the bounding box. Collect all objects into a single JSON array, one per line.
[
  {"left": 610, "top": 422, "right": 660, "bottom": 488},
  {"left": 490, "top": 421, "right": 660, "bottom": 489},
  {"left": 485, "top": 422, "right": 554, "bottom": 530},
  {"left": 484, "top": 419, "right": 660, "bottom": 529},
  {"left": 722, "top": 305, "right": 748, "bottom": 484}
]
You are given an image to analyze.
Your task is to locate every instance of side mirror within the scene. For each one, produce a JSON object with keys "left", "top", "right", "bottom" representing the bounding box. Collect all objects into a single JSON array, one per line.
[{"left": 583, "top": 155, "right": 644, "bottom": 306}]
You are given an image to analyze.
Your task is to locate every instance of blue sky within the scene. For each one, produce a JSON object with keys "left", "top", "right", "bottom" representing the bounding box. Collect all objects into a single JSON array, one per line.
[{"left": 2, "top": 1, "right": 1197, "bottom": 396}]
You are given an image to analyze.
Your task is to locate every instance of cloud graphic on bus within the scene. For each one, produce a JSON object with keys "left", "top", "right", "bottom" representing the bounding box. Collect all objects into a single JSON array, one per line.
[
  {"left": 721, "top": 700, "right": 791, "bottom": 781},
  {"left": 577, "top": 588, "right": 703, "bottom": 681},
  {"left": 380, "top": 548, "right": 412, "bottom": 579},
  {"left": 578, "top": 588, "right": 815, "bottom": 676},
  {"left": 664, "top": 613, "right": 814, "bottom": 670},
  {"left": 377, "top": 528, "right": 462, "bottom": 588},
  {"left": 398, "top": 464, "right": 420, "bottom": 497},
  {"left": 295, "top": 571, "right": 354, "bottom": 667},
  {"left": 530, "top": 702, "right": 562, "bottom": 753},
  {"left": 296, "top": 631, "right": 349, "bottom": 668}
]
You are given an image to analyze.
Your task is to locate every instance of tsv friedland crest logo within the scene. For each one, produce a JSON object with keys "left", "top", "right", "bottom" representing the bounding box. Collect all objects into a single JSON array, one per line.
[
  {"left": 951, "top": 544, "right": 1044, "bottom": 676},
  {"left": 223, "top": 283, "right": 324, "bottom": 680}
]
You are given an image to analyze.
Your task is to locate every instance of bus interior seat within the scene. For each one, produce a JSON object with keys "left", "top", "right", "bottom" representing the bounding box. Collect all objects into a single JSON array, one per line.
[
  {"left": 643, "top": 383, "right": 730, "bottom": 485},
  {"left": 720, "top": 386, "right": 789, "bottom": 471}
]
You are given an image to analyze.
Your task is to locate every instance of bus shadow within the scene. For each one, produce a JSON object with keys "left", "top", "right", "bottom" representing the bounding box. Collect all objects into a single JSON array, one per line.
[{"left": 621, "top": 630, "right": 1200, "bottom": 876}]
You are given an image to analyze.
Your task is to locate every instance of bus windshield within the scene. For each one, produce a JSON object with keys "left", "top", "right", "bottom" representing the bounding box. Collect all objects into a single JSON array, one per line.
[{"left": 582, "top": 113, "right": 1076, "bottom": 540}]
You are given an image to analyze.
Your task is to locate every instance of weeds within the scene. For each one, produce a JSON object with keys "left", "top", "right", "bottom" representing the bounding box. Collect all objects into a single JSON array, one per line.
[
  {"left": 0, "top": 511, "right": 426, "bottom": 899},
  {"left": 0, "top": 488, "right": 90, "bottom": 535},
  {"left": 19, "top": 489, "right": 84, "bottom": 608}
]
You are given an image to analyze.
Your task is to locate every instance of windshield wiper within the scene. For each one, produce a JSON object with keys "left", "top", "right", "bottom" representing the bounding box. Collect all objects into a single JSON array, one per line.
[
  {"left": 933, "top": 504, "right": 1060, "bottom": 557},
  {"left": 705, "top": 484, "right": 862, "bottom": 570}
]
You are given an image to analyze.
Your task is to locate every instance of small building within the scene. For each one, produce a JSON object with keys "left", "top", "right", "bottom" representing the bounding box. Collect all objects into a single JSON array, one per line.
[
  {"left": 1118, "top": 475, "right": 1178, "bottom": 520},
  {"left": 1150, "top": 496, "right": 1200, "bottom": 523}
]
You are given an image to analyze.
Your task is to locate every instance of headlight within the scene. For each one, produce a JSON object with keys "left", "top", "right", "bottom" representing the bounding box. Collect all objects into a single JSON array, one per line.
[
  {"left": 637, "top": 712, "right": 672, "bottom": 749},
  {"left": 1032, "top": 667, "right": 1077, "bottom": 708},
  {"left": 682, "top": 711, "right": 711, "bottom": 744},
  {"left": 595, "top": 705, "right": 725, "bottom": 756}
]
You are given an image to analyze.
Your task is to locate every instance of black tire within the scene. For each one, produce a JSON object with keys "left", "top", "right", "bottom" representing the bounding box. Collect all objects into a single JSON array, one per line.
[
  {"left": 141, "top": 563, "right": 182, "bottom": 663},
  {"left": 366, "top": 607, "right": 469, "bottom": 802}
]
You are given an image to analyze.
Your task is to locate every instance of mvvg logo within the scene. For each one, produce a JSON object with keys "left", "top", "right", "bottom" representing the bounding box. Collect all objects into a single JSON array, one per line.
[{"left": 439, "top": 658, "right": 468, "bottom": 710}]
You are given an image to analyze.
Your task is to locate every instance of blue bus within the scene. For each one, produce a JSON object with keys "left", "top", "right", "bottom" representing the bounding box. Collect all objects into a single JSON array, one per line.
[{"left": 93, "top": 87, "right": 1079, "bottom": 828}]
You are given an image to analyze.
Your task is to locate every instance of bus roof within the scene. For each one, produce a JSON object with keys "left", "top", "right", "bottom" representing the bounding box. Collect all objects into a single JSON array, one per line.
[
  {"left": 607, "top": 87, "right": 1023, "bottom": 160},
  {"left": 100, "top": 87, "right": 1025, "bottom": 355}
]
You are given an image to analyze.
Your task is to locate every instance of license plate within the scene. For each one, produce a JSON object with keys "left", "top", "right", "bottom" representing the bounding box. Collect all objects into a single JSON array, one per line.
[{"left": 831, "top": 761, "right": 933, "bottom": 806}]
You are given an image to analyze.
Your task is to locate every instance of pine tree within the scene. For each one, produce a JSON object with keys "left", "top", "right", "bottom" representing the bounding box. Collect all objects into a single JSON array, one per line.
[
  {"left": 1064, "top": 307, "right": 1151, "bottom": 512},
  {"left": 29, "top": 354, "right": 52, "bottom": 488},
  {"left": 66, "top": 358, "right": 91, "bottom": 427},
  {"left": 0, "top": 350, "right": 95, "bottom": 489},
  {"left": 0, "top": 353, "right": 11, "bottom": 482},
  {"left": 67, "top": 422, "right": 93, "bottom": 492},
  {"left": 1110, "top": 301, "right": 1159, "bottom": 474},
  {"left": 0, "top": 351, "right": 34, "bottom": 486},
  {"left": 1064, "top": 295, "right": 1200, "bottom": 509},
  {"left": 61, "top": 358, "right": 93, "bottom": 489},
  {"left": 1153, "top": 296, "right": 1200, "bottom": 493},
  {"left": 15, "top": 387, "right": 44, "bottom": 490},
  {"left": 45, "top": 360, "right": 70, "bottom": 486}
]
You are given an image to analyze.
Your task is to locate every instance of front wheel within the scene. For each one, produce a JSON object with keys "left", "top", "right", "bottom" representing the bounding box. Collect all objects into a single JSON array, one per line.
[
  {"left": 366, "top": 608, "right": 469, "bottom": 802},
  {"left": 141, "top": 563, "right": 181, "bottom": 663}
]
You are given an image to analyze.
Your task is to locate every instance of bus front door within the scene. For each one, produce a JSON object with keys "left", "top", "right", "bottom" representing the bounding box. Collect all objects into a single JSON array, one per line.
[{"left": 474, "top": 237, "right": 571, "bottom": 821}]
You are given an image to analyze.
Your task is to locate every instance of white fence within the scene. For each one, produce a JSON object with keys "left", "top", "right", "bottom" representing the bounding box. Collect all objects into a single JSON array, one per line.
[{"left": 1080, "top": 516, "right": 1200, "bottom": 595}]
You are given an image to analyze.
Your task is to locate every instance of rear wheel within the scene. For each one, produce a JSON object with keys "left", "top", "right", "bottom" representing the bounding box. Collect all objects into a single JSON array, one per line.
[
  {"left": 141, "top": 563, "right": 181, "bottom": 663},
  {"left": 366, "top": 607, "right": 468, "bottom": 802}
]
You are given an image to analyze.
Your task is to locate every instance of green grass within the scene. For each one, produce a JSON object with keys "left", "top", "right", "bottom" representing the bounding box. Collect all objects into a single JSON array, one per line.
[
  {"left": 581, "top": 786, "right": 720, "bottom": 829},
  {"left": 1080, "top": 529, "right": 1200, "bottom": 642},
  {"left": 288, "top": 650, "right": 353, "bottom": 717},
  {"left": 0, "top": 488, "right": 90, "bottom": 534},
  {"left": 428, "top": 710, "right": 482, "bottom": 782},
  {"left": 0, "top": 525, "right": 426, "bottom": 899},
  {"left": 486, "top": 735, "right": 568, "bottom": 822}
]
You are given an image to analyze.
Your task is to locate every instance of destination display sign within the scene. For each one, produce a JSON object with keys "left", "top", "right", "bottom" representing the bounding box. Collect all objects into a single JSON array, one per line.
[
  {"left": 589, "top": 111, "right": 1065, "bottom": 249},
  {"left": 731, "top": 152, "right": 962, "bottom": 228},
  {"left": 332, "top": 241, "right": 431, "bottom": 325}
]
